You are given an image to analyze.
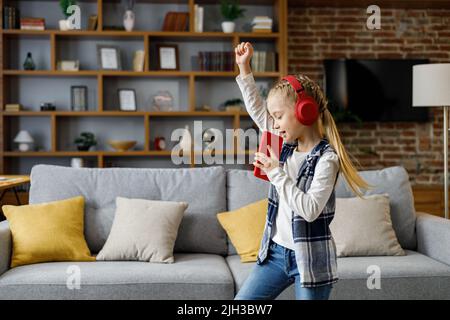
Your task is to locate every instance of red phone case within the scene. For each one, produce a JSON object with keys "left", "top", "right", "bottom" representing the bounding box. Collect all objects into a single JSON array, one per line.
[{"left": 253, "top": 131, "right": 283, "bottom": 181}]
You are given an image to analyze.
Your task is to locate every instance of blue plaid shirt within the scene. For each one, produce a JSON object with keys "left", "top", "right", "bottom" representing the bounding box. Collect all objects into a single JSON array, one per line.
[{"left": 257, "top": 138, "right": 339, "bottom": 288}]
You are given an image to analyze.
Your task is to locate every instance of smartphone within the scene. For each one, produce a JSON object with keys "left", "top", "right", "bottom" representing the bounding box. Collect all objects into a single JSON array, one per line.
[{"left": 253, "top": 131, "right": 283, "bottom": 181}]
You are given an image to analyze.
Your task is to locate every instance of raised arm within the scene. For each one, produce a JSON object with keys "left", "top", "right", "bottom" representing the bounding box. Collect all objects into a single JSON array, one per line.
[{"left": 235, "top": 42, "right": 276, "bottom": 134}]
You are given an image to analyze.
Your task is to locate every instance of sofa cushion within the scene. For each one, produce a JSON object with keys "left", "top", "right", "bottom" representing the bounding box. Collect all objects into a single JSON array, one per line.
[
  {"left": 226, "top": 250, "right": 450, "bottom": 300},
  {"left": 217, "top": 199, "right": 267, "bottom": 262},
  {"left": 335, "top": 166, "right": 417, "bottom": 250},
  {"left": 29, "top": 165, "right": 227, "bottom": 255},
  {"left": 0, "top": 254, "right": 234, "bottom": 300},
  {"left": 330, "top": 194, "right": 405, "bottom": 257},
  {"left": 3, "top": 196, "right": 95, "bottom": 268},
  {"left": 226, "top": 169, "right": 270, "bottom": 255},
  {"left": 96, "top": 197, "right": 188, "bottom": 263}
]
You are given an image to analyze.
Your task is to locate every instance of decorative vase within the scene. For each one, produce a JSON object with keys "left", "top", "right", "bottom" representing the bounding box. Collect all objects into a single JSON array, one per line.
[
  {"left": 123, "top": 10, "right": 135, "bottom": 32},
  {"left": 23, "top": 52, "right": 36, "bottom": 70},
  {"left": 221, "top": 21, "right": 235, "bottom": 33},
  {"left": 59, "top": 19, "right": 70, "bottom": 31}
]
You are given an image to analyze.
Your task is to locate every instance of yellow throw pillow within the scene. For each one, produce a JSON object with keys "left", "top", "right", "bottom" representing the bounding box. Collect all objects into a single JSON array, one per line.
[
  {"left": 217, "top": 199, "right": 268, "bottom": 263},
  {"left": 3, "top": 196, "right": 95, "bottom": 268}
]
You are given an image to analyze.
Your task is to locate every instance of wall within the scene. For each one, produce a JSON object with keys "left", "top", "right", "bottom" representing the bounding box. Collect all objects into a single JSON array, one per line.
[{"left": 287, "top": 7, "right": 450, "bottom": 184}]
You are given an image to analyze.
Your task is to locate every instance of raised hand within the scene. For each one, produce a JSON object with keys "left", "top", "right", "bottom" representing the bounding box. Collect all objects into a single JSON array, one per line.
[{"left": 235, "top": 42, "right": 254, "bottom": 66}]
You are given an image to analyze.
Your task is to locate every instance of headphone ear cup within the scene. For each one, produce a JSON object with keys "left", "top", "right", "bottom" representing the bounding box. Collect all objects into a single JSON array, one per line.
[{"left": 295, "top": 98, "right": 319, "bottom": 126}]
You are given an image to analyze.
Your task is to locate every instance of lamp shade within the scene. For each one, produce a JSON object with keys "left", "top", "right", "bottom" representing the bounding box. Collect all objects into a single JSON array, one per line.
[
  {"left": 413, "top": 63, "right": 450, "bottom": 107},
  {"left": 14, "top": 130, "right": 34, "bottom": 143}
]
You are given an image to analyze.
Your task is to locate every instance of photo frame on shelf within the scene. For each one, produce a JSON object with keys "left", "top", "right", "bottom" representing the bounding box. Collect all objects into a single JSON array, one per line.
[
  {"left": 97, "top": 45, "right": 122, "bottom": 70},
  {"left": 156, "top": 44, "right": 179, "bottom": 71},
  {"left": 71, "top": 86, "right": 88, "bottom": 111},
  {"left": 118, "top": 89, "right": 137, "bottom": 111}
]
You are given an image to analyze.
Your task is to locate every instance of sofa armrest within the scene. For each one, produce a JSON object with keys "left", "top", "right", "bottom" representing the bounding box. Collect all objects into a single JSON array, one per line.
[
  {"left": 0, "top": 220, "right": 11, "bottom": 276},
  {"left": 416, "top": 212, "right": 450, "bottom": 266}
]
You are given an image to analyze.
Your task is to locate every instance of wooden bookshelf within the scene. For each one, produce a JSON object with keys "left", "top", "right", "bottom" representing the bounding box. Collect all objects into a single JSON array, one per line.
[{"left": 0, "top": 0, "right": 288, "bottom": 173}]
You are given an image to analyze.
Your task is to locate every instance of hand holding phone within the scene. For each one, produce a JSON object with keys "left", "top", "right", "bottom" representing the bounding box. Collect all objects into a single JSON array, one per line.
[{"left": 253, "top": 131, "right": 283, "bottom": 181}]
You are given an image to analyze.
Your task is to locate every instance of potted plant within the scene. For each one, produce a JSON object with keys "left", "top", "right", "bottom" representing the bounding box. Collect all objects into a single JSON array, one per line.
[
  {"left": 220, "top": 0, "right": 246, "bottom": 33},
  {"left": 59, "top": 0, "right": 77, "bottom": 30},
  {"left": 222, "top": 98, "right": 244, "bottom": 111},
  {"left": 74, "top": 132, "right": 97, "bottom": 151},
  {"left": 122, "top": 0, "right": 136, "bottom": 32}
]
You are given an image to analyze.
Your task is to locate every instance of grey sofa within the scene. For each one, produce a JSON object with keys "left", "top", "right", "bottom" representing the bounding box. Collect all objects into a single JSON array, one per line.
[{"left": 0, "top": 164, "right": 450, "bottom": 300}]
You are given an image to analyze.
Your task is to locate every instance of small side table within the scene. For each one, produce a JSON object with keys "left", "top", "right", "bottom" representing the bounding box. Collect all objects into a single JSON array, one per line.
[{"left": 0, "top": 175, "right": 30, "bottom": 205}]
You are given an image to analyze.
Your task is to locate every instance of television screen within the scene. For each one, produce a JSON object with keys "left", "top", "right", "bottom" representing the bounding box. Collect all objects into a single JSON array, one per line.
[{"left": 323, "top": 59, "right": 430, "bottom": 122}]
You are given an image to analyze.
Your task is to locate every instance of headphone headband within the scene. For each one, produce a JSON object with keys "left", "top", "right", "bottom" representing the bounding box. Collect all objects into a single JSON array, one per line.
[{"left": 282, "top": 75, "right": 303, "bottom": 93}]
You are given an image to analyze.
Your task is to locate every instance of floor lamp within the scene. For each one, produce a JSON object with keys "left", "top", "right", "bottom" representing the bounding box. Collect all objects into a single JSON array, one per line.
[{"left": 413, "top": 63, "right": 450, "bottom": 219}]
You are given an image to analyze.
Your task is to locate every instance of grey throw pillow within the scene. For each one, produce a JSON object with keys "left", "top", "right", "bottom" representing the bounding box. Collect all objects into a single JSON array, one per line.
[
  {"left": 330, "top": 194, "right": 405, "bottom": 257},
  {"left": 96, "top": 197, "right": 188, "bottom": 263}
]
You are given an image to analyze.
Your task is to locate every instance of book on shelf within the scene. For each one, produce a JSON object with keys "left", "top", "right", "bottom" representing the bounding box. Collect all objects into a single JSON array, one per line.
[
  {"left": 87, "top": 15, "right": 98, "bottom": 31},
  {"left": 57, "top": 60, "right": 80, "bottom": 71},
  {"left": 251, "top": 51, "right": 277, "bottom": 72},
  {"left": 20, "top": 17, "right": 45, "bottom": 30},
  {"left": 162, "top": 12, "right": 189, "bottom": 31},
  {"left": 133, "top": 50, "right": 145, "bottom": 72},
  {"left": 252, "top": 28, "right": 273, "bottom": 33},
  {"left": 251, "top": 15, "right": 273, "bottom": 33},
  {"left": 21, "top": 25, "right": 45, "bottom": 30},
  {"left": 198, "top": 52, "right": 234, "bottom": 72},
  {"left": 4, "top": 103, "right": 23, "bottom": 112},
  {"left": 3, "top": 6, "right": 20, "bottom": 29},
  {"left": 194, "top": 4, "right": 204, "bottom": 32}
]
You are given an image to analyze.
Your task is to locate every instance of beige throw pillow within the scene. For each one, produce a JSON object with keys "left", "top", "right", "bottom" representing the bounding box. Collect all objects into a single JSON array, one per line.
[
  {"left": 330, "top": 194, "right": 405, "bottom": 257},
  {"left": 96, "top": 197, "right": 188, "bottom": 263}
]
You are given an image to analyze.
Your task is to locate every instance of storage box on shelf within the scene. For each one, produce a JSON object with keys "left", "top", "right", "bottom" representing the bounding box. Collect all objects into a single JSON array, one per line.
[{"left": 0, "top": 0, "right": 288, "bottom": 174}]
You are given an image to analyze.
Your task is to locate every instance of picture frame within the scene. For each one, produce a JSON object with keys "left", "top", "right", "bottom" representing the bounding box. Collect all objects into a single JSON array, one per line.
[
  {"left": 118, "top": 89, "right": 137, "bottom": 111},
  {"left": 97, "top": 45, "right": 122, "bottom": 70},
  {"left": 156, "top": 44, "right": 179, "bottom": 71},
  {"left": 71, "top": 86, "right": 88, "bottom": 111}
]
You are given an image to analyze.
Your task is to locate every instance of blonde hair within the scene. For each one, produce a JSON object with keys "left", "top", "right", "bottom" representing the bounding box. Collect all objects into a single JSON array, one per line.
[{"left": 267, "top": 74, "right": 370, "bottom": 197}]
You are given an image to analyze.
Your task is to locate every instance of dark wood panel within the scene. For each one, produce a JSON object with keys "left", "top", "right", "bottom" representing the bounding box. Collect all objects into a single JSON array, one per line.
[
  {"left": 0, "top": 191, "right": 29, "bottom": 221},
  {"left": 412, "top": 185, "right": 446, "bottom": 218}
]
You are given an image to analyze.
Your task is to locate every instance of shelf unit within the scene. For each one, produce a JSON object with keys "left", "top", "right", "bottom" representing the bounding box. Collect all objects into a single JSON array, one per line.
[{"left": 0, "top": 0, "right": 288, "bottom": 174}]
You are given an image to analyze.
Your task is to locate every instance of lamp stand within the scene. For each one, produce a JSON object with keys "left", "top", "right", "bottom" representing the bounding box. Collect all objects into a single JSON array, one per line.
[{"left": 445, "top": 106, "right": 449, "bottom": 219}]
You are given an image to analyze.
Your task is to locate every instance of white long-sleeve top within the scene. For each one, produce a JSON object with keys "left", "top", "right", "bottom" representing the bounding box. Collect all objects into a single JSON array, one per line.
[{"left": 236, "top": 72, "right": 340, "bottom": 250}]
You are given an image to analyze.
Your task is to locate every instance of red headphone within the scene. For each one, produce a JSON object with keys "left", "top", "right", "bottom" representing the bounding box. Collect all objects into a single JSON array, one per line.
[{"left": 282, "top": 75, "right": 319, "bottom": 126}]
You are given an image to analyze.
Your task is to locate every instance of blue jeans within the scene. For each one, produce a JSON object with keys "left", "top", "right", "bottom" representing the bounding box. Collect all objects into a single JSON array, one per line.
[{"left": 235, "top": 239, "right": 333, "bottom": 300}]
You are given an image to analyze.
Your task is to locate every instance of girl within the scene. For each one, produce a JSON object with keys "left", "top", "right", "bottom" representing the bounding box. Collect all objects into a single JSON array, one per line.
[{"left": 234, "top": 42, "right": 369, "bottom": 300}]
